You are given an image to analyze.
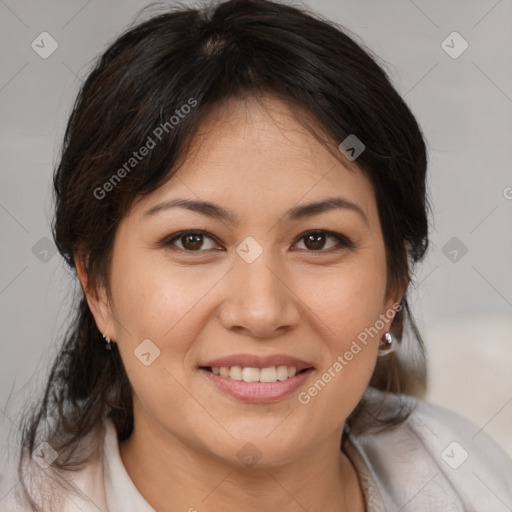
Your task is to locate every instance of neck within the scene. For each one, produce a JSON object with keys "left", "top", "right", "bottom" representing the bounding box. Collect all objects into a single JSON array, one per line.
[{"left": 118, "top": 410, "right": 365, "bottom": 512}]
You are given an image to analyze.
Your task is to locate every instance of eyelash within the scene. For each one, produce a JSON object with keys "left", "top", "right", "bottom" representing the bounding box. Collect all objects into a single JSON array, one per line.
[{"left": 162, "top": 229, "right": 354, "bottom": 254}]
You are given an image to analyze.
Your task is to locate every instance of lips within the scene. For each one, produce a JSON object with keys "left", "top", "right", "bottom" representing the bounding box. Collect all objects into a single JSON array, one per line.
[{"left": 198, "top": 353, "right": 315, "bottom": 402}]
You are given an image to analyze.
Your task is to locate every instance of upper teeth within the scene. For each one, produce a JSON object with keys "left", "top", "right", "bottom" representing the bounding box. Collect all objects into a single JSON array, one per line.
[{"left": 211, "top": 366, "right": 298, "bottom": 383}]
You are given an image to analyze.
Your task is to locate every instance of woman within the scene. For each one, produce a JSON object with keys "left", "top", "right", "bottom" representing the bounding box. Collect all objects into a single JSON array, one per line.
[{"left": 10, "top": 0, "right": 512, "bottom": 510}]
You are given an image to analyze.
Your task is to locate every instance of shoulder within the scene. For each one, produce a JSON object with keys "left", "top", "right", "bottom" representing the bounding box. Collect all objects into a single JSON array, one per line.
[
  {"left": 347, "top": 387, "right": 512, "bottom": 511},
  {"left": 5, "top": 422, "right": 108, "bottom": 512}
]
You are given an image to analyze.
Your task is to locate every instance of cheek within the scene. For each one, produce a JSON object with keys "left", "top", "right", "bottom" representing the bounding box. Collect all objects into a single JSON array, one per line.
[
  {"left": 295, "top": 253, "right": 388, "bottom": 393},
  {"left": 292, "top": 262, "right": 387, "bottom": 430},
  {"left": 108, "top": 255, "right": 206, "bottom": 409},
  {"left": 300, "top": 255, "right": 388, "bottom": 348},
  {"left": 111, "top": 252, "right": 208, "bottom": 342}
]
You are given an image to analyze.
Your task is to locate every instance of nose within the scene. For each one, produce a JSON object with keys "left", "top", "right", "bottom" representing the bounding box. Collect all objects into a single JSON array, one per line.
[{"left": 217, "top": 246, "right": 301, "bottom": 339}]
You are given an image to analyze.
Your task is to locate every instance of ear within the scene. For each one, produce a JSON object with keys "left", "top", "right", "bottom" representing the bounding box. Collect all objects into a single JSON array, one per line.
[
  {"left": 382, "top": 239, "right": 411, "bottom": 319},
  {"left": 74, "top": 252, "right": 116, "bottom": 340},
  {"left": 383, "top": 286, "right": 404, "bottom": 323}
]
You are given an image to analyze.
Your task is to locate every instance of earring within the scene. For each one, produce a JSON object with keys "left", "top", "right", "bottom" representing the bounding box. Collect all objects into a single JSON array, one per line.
[
  {"left": 102, "top": 334, "right": 112, "bottom": 351},
  {"left": 378, "top": 332, "right": 394, "bottom": 356}
]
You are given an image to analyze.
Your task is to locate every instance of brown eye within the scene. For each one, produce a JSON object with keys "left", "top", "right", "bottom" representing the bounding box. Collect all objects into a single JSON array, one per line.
[
  {"left": 181, "top": 233, "right": 204, "bottom": 251},
  {"left": 164, "top": 231, "right": 218, "bottom": 251},
  {"left": 163, "top": 229, "right": 353, "bottom": 254},
  {"left": 294, "top": 230, "right": 352, "bottom": 252},
  {"left": 303, "top": 232, "right": 327, "bottom": 250}
]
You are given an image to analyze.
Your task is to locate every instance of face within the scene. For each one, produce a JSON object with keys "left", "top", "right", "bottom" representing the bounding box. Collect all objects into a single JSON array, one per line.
[{"left": 82, "top": 95, "right": 402, "bottom": 468}]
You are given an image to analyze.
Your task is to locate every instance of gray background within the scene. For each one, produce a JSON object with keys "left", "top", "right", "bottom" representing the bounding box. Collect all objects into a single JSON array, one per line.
[{"left": 1, "top": 0, "right": 511, "bottom": 503}]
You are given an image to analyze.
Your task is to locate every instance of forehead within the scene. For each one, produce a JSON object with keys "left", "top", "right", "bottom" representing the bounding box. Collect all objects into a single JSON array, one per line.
[{"left": 131, "top": 94, "right": 378, "bottom": 226}]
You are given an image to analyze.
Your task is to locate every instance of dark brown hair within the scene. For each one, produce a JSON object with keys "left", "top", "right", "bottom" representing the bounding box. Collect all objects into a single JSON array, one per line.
[{"left": 16, "top": 0, "right": 430, "bottom": 508}]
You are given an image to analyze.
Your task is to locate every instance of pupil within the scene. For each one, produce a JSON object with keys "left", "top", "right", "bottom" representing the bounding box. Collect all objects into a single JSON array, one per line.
[
  {"left": 184, "top": 234, "right": 202, "bottom": 250},
  {"left": 306, "top": 232, "right": 324, "bottom": 250}
]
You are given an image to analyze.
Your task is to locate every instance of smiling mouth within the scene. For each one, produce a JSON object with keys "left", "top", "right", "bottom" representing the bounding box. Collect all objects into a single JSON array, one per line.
[{"left": 200, "top": 365, "right": 312, "bottom": 383}]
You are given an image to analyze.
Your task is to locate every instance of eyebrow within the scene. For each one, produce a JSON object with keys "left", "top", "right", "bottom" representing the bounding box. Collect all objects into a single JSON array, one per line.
[{"left": 144, "top": 197, "right": 368, "bottom": 226}]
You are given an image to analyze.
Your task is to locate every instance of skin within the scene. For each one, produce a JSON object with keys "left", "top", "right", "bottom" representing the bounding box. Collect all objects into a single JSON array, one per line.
[{"left": 76, "top": 94, "right": 404, "bottom": 512}]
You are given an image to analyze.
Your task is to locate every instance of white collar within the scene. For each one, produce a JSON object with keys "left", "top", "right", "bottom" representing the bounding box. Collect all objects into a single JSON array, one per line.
[{"left": 103, "top": 418, "right": 156, "bottom": 512}]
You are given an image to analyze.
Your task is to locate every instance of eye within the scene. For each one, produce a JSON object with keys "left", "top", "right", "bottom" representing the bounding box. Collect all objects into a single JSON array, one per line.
[
  {"left": 162, "top": 229, "right": 353, "bottom": 253},
  {"left": 293, "top": 230, "right": 353, "bottom": 252},
  {"left": 163, "top": 230, "right": 220, "bottom": 252}
]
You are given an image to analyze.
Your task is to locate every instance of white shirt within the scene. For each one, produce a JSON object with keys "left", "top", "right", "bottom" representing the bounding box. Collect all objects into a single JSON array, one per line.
[{"left": 7, "top": 388, "right": 512, "bottom": 511}]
